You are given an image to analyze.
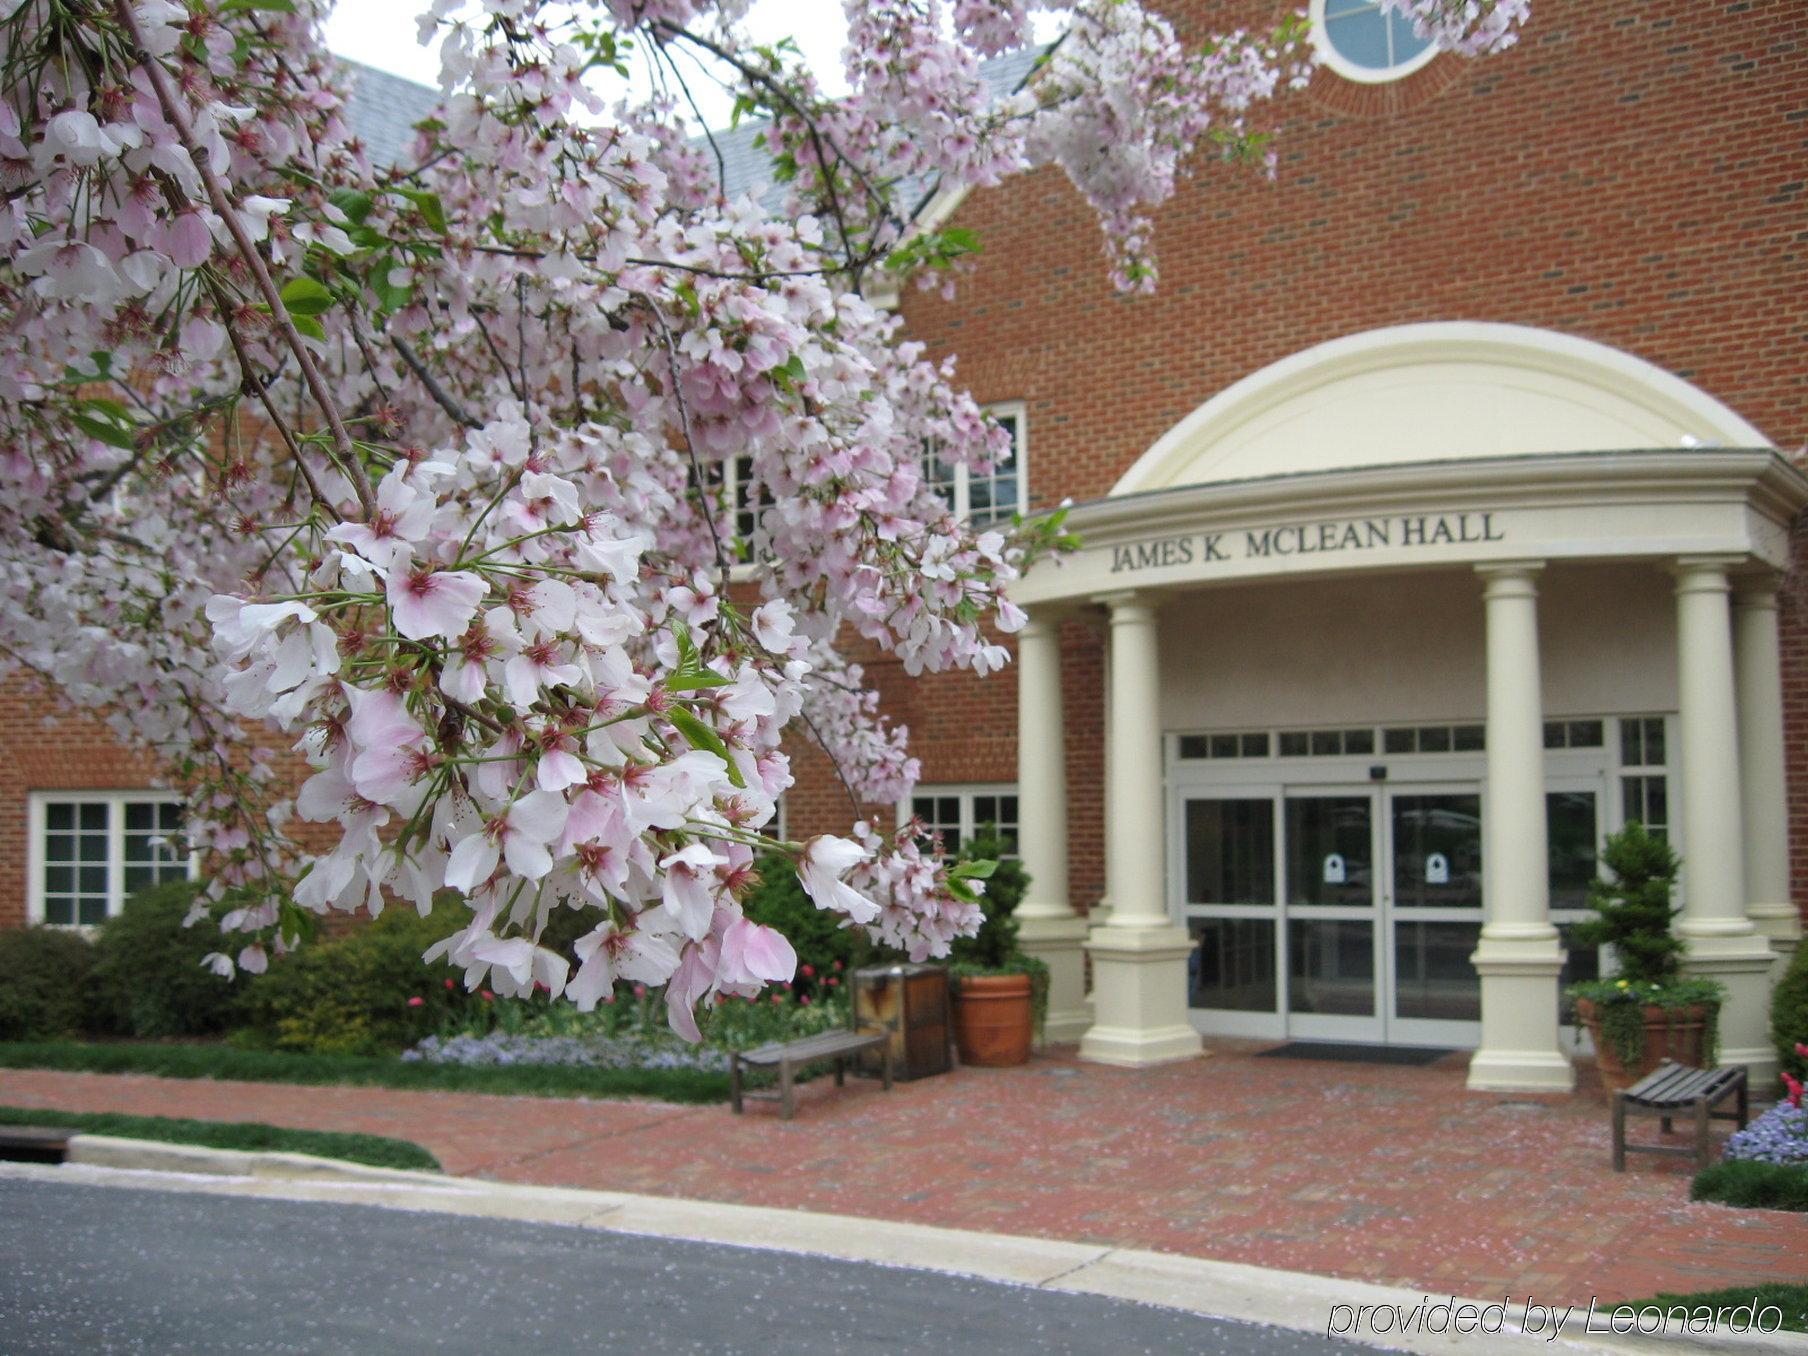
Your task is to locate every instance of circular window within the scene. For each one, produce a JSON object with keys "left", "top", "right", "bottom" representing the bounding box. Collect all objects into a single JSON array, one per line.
[{"left": 1310, "top": 0, "right": 1439, "bottom": 84}]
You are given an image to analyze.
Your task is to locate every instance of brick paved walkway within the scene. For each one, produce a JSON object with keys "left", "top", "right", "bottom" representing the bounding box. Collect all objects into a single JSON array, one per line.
[{"left": 5, "top": 1044, "right": 1803, "bottom": 1305}]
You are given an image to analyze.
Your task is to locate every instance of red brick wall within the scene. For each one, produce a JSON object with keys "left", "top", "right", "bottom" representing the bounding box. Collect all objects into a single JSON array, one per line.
[
  {"left": 806, "top": 0, "right": 1808, "bottom": 917},
  {"left": 0, "top": 672, "right": 164, "bottom": 929}
]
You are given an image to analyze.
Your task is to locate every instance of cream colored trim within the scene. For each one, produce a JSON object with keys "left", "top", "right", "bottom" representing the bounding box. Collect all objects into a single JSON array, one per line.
[
  {"left": 1112, "top": 322, "right": 1776, "bottom": 497},
  {"left": 1015, "top": 449, "right": 1808, "bottom": 607}
]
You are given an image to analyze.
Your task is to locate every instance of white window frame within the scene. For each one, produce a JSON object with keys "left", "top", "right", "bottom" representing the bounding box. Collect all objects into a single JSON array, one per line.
[
  {"left": 925, "top": 403, "right": 1028, "bottom": 526},
  {"left": 1309, "top": 0, "right": 1440, "bottom": 85},
  {"left": 27, "top": 791, "right": 195, "bottom": 928},
  {"left": 898, "top": 783, "right": 1020, "bottom": 858}
]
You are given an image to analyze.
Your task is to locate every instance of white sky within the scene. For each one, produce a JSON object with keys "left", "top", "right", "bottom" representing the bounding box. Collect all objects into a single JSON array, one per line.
[{"left": 324, "top": 0, "right": 858, "bottom": 131}]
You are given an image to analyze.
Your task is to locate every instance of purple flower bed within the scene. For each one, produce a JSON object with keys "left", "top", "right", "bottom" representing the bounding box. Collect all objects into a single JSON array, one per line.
[
  {"left": 402, "top": 1032, "right": 731, "bottom": 1074},
  {"left": 1724, "top": 1102, "right": 1808, "bottom": 1166}
]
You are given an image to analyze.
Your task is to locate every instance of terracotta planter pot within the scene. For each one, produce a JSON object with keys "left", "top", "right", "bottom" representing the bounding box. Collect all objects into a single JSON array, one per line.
[
  {"left": 951, "top": 972, "right": 1034, "bottom": 1067},
  {"left": 1576, "top": 996, "right": 1714, "bottom": 1092}
]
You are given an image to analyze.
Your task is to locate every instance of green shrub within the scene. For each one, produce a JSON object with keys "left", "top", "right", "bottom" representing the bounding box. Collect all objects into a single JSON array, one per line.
[
  {"left": 0, "top": 928, "right": 96, "bottom": 1040},
  {"left": 87, "top": 881, "right": 246, "bottom": 1038},
  {"left": 1692, "top": 1159, "right": 1808, "bottom": 1213},
  {"left": 945, "top": 828, "right": 1048, "bottom": 1036},
  {"left": 1771, "top": 941, "right": 1808, "bottom": 1086},
  {"left": 1570, "top": 821, "right": 1684, "bottom": 984},
  {"left": 231, "top": 903, "right": 472, "bottom": 1055},
  {"left": 947, "top": 828, "right": 1029, "bottom": 971}
]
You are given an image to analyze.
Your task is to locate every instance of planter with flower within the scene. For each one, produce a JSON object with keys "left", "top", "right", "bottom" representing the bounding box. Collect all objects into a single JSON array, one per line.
[
  {"left": 1567, "top": 821, "right": 1724, "bottom": 1091},
  {"left": 946, "top": 833, "right": 1048, "bottom": 1068}
]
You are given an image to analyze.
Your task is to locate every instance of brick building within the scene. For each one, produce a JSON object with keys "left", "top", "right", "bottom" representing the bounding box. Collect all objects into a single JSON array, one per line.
[
  {"left": 6, "top": 3, "right": 1804, "bottom": 1093},
  {"left": 790, "top": 0, "right": 1808, "bottom": 1090}
]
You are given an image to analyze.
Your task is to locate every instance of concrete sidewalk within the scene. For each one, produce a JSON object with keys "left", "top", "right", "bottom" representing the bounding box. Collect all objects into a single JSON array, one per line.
[{"left": 3, "top": 1042, "right": 1804, "bottom": 1306}]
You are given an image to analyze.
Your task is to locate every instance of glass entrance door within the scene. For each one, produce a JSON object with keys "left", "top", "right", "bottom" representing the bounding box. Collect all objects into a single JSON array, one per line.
[
  {"left": 1180, "top": 781, "right": 1487, "bottom": 1047},
  {"left": 1283, "top": 792, "right": 1382, "bottom": 1042},
  {"left": 1384, "top": 787, "right": 1483, "bottom": 1046}
]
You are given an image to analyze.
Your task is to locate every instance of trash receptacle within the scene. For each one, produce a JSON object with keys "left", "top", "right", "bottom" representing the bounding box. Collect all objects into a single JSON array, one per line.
[{"left": 852, "top": 963, "right": 952, "bottom": 1080}]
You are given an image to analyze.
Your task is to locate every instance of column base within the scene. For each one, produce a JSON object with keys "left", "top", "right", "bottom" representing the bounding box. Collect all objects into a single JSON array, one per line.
[
  {"left": 1682, "top": 929, "right": 1780, "bottom": 1086},
  {"left": 1077, "top": 924, "right": 1204, "bottom": 1069},
  {"left": 1018, "top": 913, "right": 1092, "bottom": 1045},
  {"left": 1468, "top": 935, "right": 1574, "bottom": 1093},
  {"left": 1746, "top": 902, "right": 1802, "bottom": 985}
]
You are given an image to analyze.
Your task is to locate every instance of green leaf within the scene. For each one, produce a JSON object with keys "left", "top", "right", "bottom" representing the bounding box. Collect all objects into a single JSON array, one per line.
[
  {"left": 369, "top": 256, "right": 412, "bottom": 314},
  {"left": 397, "top": 188, "right": 447, "bottom": 235},
  {"left": 666, "top": 668, "right": 732, "bottom": 692},
  {"left": 278, "top": 276, "right": 334, "bottom": 317},
  {"left": 223, "top": 0, "right": 296, "bottom": 11},
  {"left": 950, "top": 859, "right": 998, "bottom": 881},
  {"left": 671, "top": 618, "right": 699, "bottom": 672},
  {"left": 328, "top": 188, "right": 375, "bottom": 226},
  {"left": 69, "top": 411, "right": 136, "bottom": 451},
  {"left": 289, "top": 313, "right": 327, "bottom": 342},
  {"left": 771, "top": 352, "right": 807, "bottom": 395},
  {"left": 667, "top": 707, "right": 745, "bottom": 787}
]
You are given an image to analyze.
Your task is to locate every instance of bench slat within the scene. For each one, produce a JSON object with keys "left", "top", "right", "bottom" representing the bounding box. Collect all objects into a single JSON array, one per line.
[
  {"left": 738, "top": 1030, "right": 887, "bottom": 1067},
  {"left": 1624, "top": 1062, "right": 1744, "bottom": 1108}
]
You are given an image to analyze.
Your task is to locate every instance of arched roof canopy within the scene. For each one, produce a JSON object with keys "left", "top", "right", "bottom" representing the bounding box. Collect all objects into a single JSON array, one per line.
[{"left": 1112, "top": 322, "right": 1774, "bottom": 497}]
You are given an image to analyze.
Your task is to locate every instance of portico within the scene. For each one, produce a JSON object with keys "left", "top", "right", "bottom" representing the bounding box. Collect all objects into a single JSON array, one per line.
[{"left": 1010, "top": 323, "right": 1808, "bottom": 1088}]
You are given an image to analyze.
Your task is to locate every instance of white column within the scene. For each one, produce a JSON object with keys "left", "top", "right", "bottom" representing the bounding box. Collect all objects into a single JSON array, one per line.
[
  {"left": 1468, "top": 563, "right": 1574, "bottom": 1092},
  {"left": 1674, "top": 558, "right": 1777, "bottom": 1081},
  {"left": 1734, "top": 579, "right": 1801, "bottom": 982},
  {"left": 1078, "top": 592, "right": 1203, "bottom": 1067},
  {"left": 1014, "top": 613, "right": 1091, "bottom": 1044}
]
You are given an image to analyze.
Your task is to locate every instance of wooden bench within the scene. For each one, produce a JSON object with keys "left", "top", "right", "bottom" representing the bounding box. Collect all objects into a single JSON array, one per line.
[
  {"left": 1612, "top": 1061, "right": 1748, "bottom": 1172},
  {"left": 730, "top": 1028, "right": 893, "bottom": 1121}
]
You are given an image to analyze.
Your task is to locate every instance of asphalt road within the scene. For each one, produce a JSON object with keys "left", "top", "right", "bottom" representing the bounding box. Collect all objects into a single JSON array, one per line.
[{"left": 0, "top": 1176, "right": 1383, "bottom": 1355}]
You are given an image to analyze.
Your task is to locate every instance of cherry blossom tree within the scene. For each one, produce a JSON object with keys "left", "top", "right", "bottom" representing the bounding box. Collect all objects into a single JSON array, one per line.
[{"left": 0, "top": 0, "right": 1526, "bottom": 1034}]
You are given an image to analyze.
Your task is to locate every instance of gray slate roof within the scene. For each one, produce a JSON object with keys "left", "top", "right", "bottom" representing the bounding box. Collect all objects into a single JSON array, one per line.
[
  {"left": 339, "top": 44, "right": 1049, "bottom": 208},
  {"left": 341, "top": 60, "right": 443, "bottom": 170}
]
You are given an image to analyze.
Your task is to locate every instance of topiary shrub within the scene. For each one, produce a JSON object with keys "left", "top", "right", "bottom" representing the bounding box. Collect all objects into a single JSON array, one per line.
[
  {"left": 0, "top": 927, "right": 97, "bottom": 1040},
  {"left": 87, "top": 880, "right": 246, "bottom": 1038},
  {"left": 945, "top": 827, "right": 1048, "bottom": 1037},
  {"left": 1772, "top": 941, "right": 1808, "bottom": 1087},
  {"left": 230, "top": 902, "right": 478, "bottom": 1055}
]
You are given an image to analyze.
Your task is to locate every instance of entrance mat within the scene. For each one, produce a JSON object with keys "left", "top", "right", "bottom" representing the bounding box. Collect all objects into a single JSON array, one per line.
[{"left": 1254, "top": 1042, "right": 1455, "bottom": 1067}]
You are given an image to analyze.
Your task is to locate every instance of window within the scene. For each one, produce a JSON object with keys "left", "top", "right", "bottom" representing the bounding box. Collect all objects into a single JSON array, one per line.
[
  {"left": 692, "top": 456, "right": 772, "bottom": 562},
  {"left": 1618, "top": 715, "right": 1670, "bottom": 839},
  {"left": 31, "top": 793, "right": 191, "bottom": 926},
  {"left": 923, "top": 404, "right": 1027, "bottom": 527},
  {"left": 1381, "top": 722, "right": 1484, "bottom": 754},
  {"left": 1311, "top": 0, "right": 1438, "bottom": 84},
  {"left": 1178, "top": 731, "right": 1271, "bottom": 760},
  {"left": 1543, "top": 720, "right": 1605, "bottom": 750},
  {"left": 1277, "top": 727, "right": 1374, "bottom": 757},
  {"left": 903, "top": 785, "right": 1018, "bottom": 856}
]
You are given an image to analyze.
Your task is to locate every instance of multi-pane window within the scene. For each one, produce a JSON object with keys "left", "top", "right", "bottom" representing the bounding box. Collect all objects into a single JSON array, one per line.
[
  {"left": 904, "top": 786, "right": 1019, "bottom": 857},
  {"left": 922, "top": 404, "right": 1026, "bottom": 527},
  {"left": 34, "top": 794, "right": 189, "bottom": 925},
  {"left": 1381, "top": 723, "right": 1484, "bottom": 754},
  {"left": 692, "top": 456, "right": 772, "bottom": 561},
  {"left": 1278, "top": 727, "right": 1374, "bottom": 757},
  {"left": 1618, "top": 716, "right": 1669, "bottom": 838},
  {"left": 1178, "top": 732, "right": 1271, "bottom": 760}
]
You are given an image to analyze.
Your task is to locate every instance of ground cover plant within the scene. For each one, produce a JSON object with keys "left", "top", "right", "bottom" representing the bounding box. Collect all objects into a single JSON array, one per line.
[
  {"left": 0, "top": 1106, "right": 439, "bottom": 1172},
  {"left": 0, "top": 1038, "right": 732, "bottom": 1103}
]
